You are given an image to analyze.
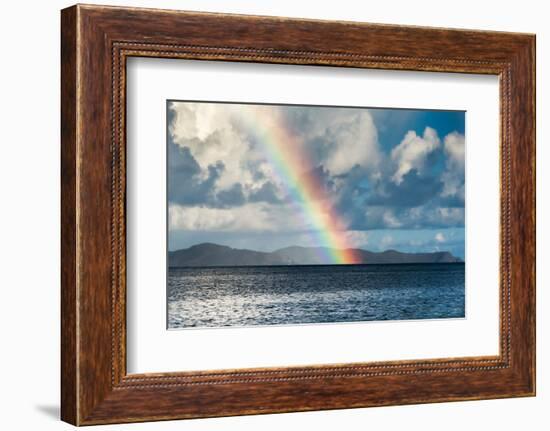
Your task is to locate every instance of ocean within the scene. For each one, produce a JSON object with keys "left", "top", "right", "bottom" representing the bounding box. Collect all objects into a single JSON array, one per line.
[{"left": 167, "top": 263, "right": 465, "bottom": 329}]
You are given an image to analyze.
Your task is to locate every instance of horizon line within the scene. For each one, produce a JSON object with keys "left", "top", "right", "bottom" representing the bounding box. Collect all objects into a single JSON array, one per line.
[{"left": 168, "top": 241, "right": 463, "bottom": 258}]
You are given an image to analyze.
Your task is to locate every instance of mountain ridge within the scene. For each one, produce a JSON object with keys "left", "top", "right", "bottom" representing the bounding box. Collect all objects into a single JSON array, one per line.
[{"left": 169, "top": 243, "right": 463, "bottom": 267}]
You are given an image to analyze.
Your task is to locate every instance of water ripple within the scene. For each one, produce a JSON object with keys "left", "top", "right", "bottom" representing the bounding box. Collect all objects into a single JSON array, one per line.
[{"left": 167, "top": 264, "right": 465, "bottom": 329}]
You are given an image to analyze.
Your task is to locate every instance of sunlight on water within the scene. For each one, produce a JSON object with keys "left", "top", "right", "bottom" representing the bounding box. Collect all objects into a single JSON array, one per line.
[{"left": 167, "top": 264, "right": 465, "bottom": 329}]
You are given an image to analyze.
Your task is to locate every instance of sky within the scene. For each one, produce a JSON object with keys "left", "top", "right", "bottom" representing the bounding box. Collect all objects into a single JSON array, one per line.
[{"left": 167, "top": 101, "right": 466, "bottom": 260}]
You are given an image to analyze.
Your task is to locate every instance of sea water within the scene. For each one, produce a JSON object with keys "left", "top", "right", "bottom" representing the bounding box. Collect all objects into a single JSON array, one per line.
[{"left": 167, "top": 263, "right": 465, "bottom": 329}]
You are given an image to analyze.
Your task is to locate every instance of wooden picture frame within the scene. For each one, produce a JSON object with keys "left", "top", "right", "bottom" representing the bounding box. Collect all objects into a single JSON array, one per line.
[{"left": 61, "top": 4, "right": 535, "bottom": 425}]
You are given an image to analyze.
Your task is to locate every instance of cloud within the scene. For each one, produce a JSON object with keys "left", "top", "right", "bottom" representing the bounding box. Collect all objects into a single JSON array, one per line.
[
  {"left": 346, "top": 202, "right": 465, "bottom": 232},
  {"left": 167, "top": 142, "right": 224, "bottom": 206},
  {"left": 249, "top": 181, "right": 283, "bottom": 204},
  {"left": 366, "top": 169, "right": 443, "bottom": 208},
  {"left": 441, "top": 132, "right": 466, "bottom": 203},
  {"left": 359, "top": 228, "right": 465, "bottom": 258},
  {"left": 380, "top": 235, "right": 394, "bottom": 248},
  {"left": 343, "top": 230, "right": 370, "bottom": 248},
  {"left": 167, "top": 102, "right": 383, "bottom": 211},
  {"left": 169, "top": 200, "right": 320, "bottom": 233},
  {"left": 167, "top": 102, "right": 465, "bottom": 240},
  {"left": 402, "top": 205, "right": 465, "bottom": 229},
  {"left": 284, "top": 107, "right": 382, "bottom": 175},
  {"left": 444, "top": 132, "right": 465, "bottom": 166},
  {"left": 391, "top": 127, "right": 440, "bottom": 184},
  {"left": 169, "top": 103, "right": 259, "bottom": 190},
  {"left": 168, "top": 103, "right": 286, "bottom": 208},
  {"left": 169, "top": 202, "right": 284, "bottom": 232},
  {"left": 216, "top": 183, "right": 246, "bottom": 207},
  {"left": 315, "top": 110, "right": 381, "bottom": 176}
]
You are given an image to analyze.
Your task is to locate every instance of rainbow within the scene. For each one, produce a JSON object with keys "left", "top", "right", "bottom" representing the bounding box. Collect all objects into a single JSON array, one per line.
[{"left": 235, "top": 105, "right": 362, "bottom": 265}]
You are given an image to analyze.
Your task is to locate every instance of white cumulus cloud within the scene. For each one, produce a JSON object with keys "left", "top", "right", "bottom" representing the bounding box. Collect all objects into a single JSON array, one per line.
[
  {"left": 169, "top": 102, "right": 261, "bottom": 190},
  {"left": 316, "top": 110, "right": 381, "bottom": 176},
  {"left": 169, "top": 202, "right": 315, "bottom": 233},
  {"left": 441, "top": 132, "right": 466, "bottom": 199},
  {"left": 391, "top": 127, "right": 440, "bottom": 184},
  {"left": 435, "top": 232, "right": 446, "bottom": 243}
]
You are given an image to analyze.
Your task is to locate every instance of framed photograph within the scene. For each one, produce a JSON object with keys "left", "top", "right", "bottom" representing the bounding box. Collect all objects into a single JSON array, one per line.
[{"left": 61, "top": 4, "right": 536, "bottom": 425}]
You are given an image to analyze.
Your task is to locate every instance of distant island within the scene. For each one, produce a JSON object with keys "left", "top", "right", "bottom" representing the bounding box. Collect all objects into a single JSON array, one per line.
[{"left": 168, "top": 243, "right": 463, "bottom": 267}]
